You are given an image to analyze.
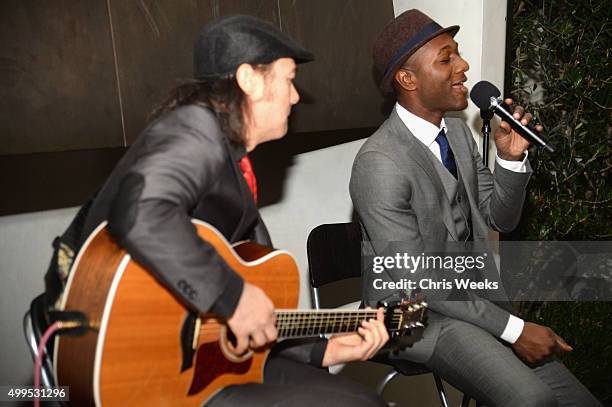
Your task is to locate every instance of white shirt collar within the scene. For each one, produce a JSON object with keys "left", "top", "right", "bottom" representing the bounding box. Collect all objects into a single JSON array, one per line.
[{"left": 395, "top": 102, "right": 447, "bottom": 148}]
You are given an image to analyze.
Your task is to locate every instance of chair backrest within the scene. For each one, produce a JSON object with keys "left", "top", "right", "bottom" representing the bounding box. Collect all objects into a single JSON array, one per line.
[
  {"left": 306, "top": 222, "right": 362, "bottom": 288},
  {"left": 306, "top": 223, "right": 446, "bottom": 392}
]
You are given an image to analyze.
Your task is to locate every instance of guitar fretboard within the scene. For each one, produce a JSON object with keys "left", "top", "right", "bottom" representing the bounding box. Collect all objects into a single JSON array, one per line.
[{"left": 274, "top": 310, "right": 398, "bottom": 338}]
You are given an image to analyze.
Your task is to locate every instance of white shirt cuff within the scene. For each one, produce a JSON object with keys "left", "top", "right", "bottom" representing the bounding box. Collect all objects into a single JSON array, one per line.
[
  {"left": 496, "top": 150, "right": 529, "bottom": 173},
  {"left": 500, "top": 314, "right": 525, "bottom": 344}
]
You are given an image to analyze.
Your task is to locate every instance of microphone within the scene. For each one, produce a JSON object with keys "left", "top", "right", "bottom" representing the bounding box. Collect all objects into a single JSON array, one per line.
[{"left": 470, "top": 81, "right": 555, "bottom": 153}]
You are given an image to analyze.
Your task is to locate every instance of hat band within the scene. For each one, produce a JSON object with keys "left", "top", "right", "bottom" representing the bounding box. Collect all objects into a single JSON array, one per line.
[{"left": 383, "top": 21, "right": 445, "bottom": 78}]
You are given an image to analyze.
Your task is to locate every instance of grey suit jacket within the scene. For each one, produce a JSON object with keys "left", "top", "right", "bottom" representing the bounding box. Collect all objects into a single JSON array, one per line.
[{"left": 349, "top": 108, "right": 532, "bottom": 362}]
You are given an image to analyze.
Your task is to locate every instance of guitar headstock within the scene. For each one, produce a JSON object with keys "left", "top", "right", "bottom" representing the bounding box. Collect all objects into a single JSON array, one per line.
[{"left": 379, "top": 299, "right": 427, "bottom": 348}]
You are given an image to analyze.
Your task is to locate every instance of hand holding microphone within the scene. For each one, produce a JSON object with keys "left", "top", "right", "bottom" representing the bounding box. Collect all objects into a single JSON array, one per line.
[
  {"left": 470, "top": 81, "right": 554, "bottom": 156},
  {"left": 494, "top": 99, "right": 542, "bottom": 161}
]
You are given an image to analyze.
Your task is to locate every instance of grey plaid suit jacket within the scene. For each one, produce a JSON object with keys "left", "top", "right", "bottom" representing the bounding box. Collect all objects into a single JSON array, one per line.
[{"left": 349, "top": 107, "right": 532, "bottom": 362}]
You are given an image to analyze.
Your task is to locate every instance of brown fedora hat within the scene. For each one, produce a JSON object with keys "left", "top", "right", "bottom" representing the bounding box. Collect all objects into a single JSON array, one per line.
[{"left": 373, "top": 9, "right": 459, "bottom": 94}]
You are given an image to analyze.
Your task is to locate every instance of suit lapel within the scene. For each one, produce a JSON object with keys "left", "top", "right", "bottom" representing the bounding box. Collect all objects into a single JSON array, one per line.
[
  {"left": 388, "top": 110, "right": 459, "bottom": 241},
  {"left": 445, "top": 119, "right": 475, "bottom": 198},
  {"left": 445, "top": 119, "right": 487, "bottom": 239}
]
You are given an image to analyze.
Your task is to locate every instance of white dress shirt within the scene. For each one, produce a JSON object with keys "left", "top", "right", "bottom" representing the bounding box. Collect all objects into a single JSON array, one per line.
[{"left": 396, "top": 103, "right": 525, "bottom": 343}]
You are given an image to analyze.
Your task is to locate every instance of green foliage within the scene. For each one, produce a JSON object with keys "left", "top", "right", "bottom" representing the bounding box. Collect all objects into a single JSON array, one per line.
[
  {"left": 510, "top": 0, "right": 611, "bottom": 404},
  {"left": 511, "top": 0, "right": 611, "bottom": 241}
]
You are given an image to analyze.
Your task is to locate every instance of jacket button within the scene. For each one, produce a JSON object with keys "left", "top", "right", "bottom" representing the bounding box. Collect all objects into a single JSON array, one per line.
[{"left": 457, "top": 196, "right": 462, "bottom": 203}]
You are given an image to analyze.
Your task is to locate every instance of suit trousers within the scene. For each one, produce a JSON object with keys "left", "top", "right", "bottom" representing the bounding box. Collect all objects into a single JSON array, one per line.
[
  {"left": 206, "top": 355, "right": 387, "bottom": 406},
  {"left": 424, "top": 316, "right": 602, "bottom": 407}
]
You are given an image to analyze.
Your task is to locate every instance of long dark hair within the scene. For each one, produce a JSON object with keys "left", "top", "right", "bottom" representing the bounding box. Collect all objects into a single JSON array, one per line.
[{"left": 150, "top": 65, "right": 270, "bottom": 144}]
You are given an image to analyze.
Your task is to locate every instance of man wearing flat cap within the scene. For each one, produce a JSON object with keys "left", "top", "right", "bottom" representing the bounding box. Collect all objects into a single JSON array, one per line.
[
  {"left": 350, "top": 9, "right": 600, "bottom": 406},
  {"left": 46, "top": 15, "right": 388, "bottom": 406}
]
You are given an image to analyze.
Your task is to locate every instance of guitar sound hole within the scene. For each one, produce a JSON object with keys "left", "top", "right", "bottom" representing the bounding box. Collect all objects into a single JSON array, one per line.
[
  {"left": 219, "top": 325, "right": 253, "bottom": 362},
  {"left": 227, "top": 328, "right": 238, "bottom": 348}
]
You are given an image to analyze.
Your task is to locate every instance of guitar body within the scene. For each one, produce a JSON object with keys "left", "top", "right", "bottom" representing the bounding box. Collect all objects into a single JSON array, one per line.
[{"left": 54, "top": 220, "right": 300, "bottom": 406}]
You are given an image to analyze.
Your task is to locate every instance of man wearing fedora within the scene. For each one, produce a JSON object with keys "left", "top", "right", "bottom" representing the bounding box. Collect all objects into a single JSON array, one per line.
[
  {"left": 350, "top": 9, "right": 600, "bottom": 407},
  {"left": 45, "top": 15, "right": 389, "bottom": 406}
]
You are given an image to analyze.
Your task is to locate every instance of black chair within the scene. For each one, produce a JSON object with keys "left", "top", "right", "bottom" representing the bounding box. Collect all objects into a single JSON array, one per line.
[
  {"left": 307, "top": 222, "right": 472, "bottom": 407},
  {"left": 23, "top": 293, "right": 56, "bottom": 389}
]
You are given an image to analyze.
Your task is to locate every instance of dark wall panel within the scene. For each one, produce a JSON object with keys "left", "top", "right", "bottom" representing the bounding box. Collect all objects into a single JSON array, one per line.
[
  {"left": 0, "top": 148, "right": 126, "bottom": 215},
  {"left": 111, "top": 0, "right": 281, "bottom": 144},
  {"left": 0, "top": 0, "right": 124, "bottom": 155},
  {"left": 280, "top": 0, "right": 394, "bottom": 133},
  {"left": 216, "top": 0, "right": 280, "bottom": 22},
  {"left": 0, "top": 126, "right": 373, "bottom": 216},
  {"left": 2, "top": 1, "right": 396, "bottom": 214},
  {"left": 109, "top": 0, "right": 215, "bottom": 144}
]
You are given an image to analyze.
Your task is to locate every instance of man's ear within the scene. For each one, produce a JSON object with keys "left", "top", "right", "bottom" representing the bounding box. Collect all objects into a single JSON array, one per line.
[
  {"left": 394, "top": 68, "right": 417, "bottom": 92},
  {"left": 236, "top": 63, "right": 265, "bottom": 101}
]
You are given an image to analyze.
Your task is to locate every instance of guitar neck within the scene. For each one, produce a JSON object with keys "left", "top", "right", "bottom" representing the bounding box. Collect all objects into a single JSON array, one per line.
[{"left": 275, "top": 309, "right": 396, "bottom": 338}]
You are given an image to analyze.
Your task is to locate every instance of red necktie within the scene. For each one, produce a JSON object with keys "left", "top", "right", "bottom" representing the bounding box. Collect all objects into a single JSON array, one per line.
[{"left": 239, "top": 155, "right": 258, "bottom": 204}]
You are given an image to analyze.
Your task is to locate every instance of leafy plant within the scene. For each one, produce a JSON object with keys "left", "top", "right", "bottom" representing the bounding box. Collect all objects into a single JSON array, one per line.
[
  {"left": 511, "top": 0, "right": 611, "bottom": 241},
  {"left": 509, "top": 0, "right": 611, "bottom": 403}
]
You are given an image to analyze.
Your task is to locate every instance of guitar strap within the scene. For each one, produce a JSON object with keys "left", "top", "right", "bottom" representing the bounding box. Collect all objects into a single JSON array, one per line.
[{"left": 43, "top": 189, "right": 99, "bottom": 310}]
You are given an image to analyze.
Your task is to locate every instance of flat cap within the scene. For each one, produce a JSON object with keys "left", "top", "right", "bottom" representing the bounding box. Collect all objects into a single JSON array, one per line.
[{"left": 194, "top": 15, "right": 314, "bottom": 79}]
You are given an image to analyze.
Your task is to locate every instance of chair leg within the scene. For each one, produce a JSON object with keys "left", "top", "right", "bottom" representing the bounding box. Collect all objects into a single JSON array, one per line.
[
  {"left": 433, "top": 373, "right": 450, "bottom": 407},
  {"left": 460, "top": 393, "right": 471, "bottom": 407},
  {"left": 376, "top": 368, "right": 399, "bottom": 395}
]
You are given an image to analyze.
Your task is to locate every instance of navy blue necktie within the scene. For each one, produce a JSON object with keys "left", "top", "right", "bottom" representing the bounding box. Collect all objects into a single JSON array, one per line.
[{"left": 435, "top": 129, "right": 457, "bottom": 179}]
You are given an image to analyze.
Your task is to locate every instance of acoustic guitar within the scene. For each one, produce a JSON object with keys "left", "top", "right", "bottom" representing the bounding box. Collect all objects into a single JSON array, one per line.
[{"left": 53, "top": 219, "right": 426, "bottom": 406}]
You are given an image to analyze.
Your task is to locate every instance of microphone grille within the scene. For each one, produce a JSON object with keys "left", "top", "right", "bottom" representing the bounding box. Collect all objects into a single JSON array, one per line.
[{"left": 470, "top": 81, "right": 501, "bottom": 110}]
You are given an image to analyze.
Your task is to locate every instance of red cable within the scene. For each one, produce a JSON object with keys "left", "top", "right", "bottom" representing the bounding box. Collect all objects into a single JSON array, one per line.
[{"left": 34, "top": 321, "right": 61, "bottom": 407}]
